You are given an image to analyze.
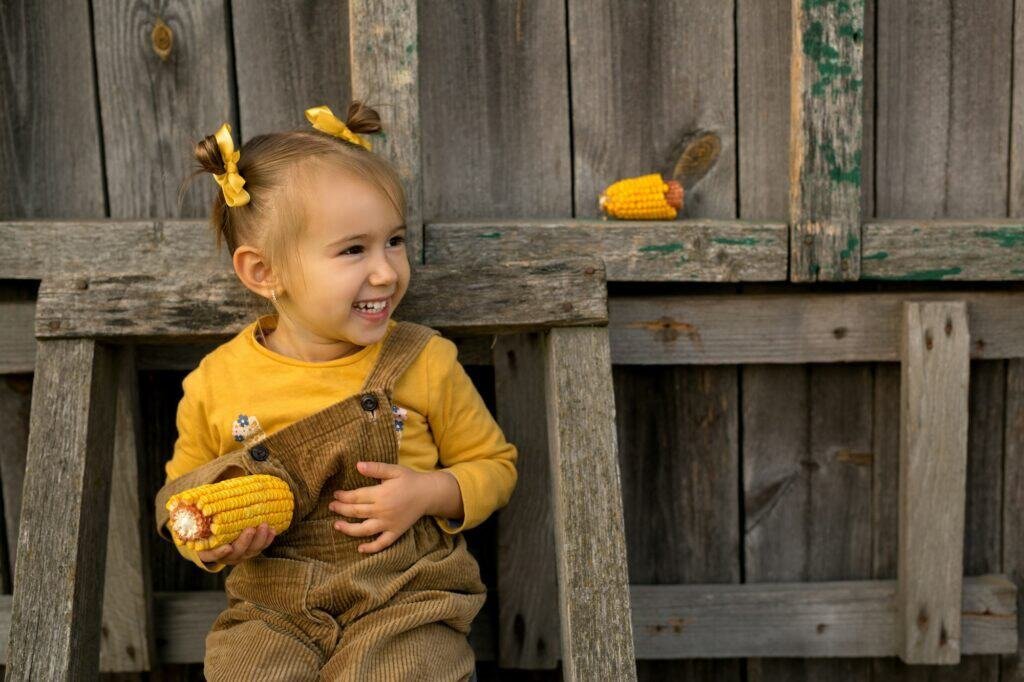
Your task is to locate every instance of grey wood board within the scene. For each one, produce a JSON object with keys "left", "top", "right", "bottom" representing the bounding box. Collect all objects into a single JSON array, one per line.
[
  {"left": 34, "top": 258, "right": 608, "bottom": 340},
  {"left": 231, "top": 1, "right": 350, "bottom": 138},
  {"left": 92, "top": 0, "right": 234, "bottom": 219}
]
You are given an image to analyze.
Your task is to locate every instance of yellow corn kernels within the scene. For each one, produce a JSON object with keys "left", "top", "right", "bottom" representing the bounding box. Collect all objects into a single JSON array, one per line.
[
  {"left": 598, "top": 173, "right": 684, "bottom": 220},
  {"left": 166, "top": 474, "right": 294, "bottom": 552}
]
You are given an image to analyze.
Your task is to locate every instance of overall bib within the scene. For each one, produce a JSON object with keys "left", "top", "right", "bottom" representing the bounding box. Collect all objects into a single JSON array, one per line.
[{"left": 154, "top": 321, "right": 488, "bottom": 681}]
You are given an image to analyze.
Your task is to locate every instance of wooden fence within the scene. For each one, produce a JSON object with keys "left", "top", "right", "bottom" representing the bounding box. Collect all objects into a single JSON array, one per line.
[{"left": 3, "top": 0, "right": 1024, "bottom": 680}]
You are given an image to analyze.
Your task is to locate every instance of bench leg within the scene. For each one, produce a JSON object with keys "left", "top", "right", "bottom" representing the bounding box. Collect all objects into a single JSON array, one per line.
[
  {"left": 544, "top": 326, "right": 636, "bottom": 680},
  {"left": 7, "top": 338, "right": 117, "bottom": 679}
]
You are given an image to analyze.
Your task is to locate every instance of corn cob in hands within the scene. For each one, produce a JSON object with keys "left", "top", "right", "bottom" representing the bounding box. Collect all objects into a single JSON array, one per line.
[
  {"left": 166, "top": 474, "right": 294, "bottom": 552},
  {"left": 598, "top": 173, "right": 684, "bottom": 219}
]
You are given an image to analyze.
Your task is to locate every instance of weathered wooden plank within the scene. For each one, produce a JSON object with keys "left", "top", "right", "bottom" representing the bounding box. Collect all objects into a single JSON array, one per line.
[
  {"left": 425, "top": 220, "right": 787, "bottom": 282},
  {"left": 544, "top": 327, "right": 635, "bottom": 681},
  {"left": 631, "top": 576, "right": 1016, "bottom": 659},
  {"left": 7, "top": 339, "right": 118, "bottom": 679},
  {"left": 1003, "top": 359, "right": 1024, "bottom": 682},
  {"left": 34, "top": 258, "right": 607, "bottom": 341},
  {"left": 609, "top": 291, "right": 1024, "bottom": 364},
  {"left": 863, "top": 220, "right": 1024, "bottom": 281},
  {"left": 0, "top": 0, "right": 105, "bottom": 217},
  {"left": 617, "top": 360, "right": 740, "bottom": 681},
  {"left": 92, "top": 1, "right": 233, "bottom": 218},
  {"left": 0, "top": 375, "right": 28, "bottom": 588},
  {"left": 15, "top": 218, "right": 1024, "bottom": 284},
  {"left": 0, "top": 221, "right": 231, "bottom": 280},
  {"left": 99, "top": 345, "right": 155, "bottom": 672},
  {"left": 898, "top": 301, "right": 970, "bottom": 663},
  {"left": 14, "top": 288, "right": 1024, "bottom": 364},
  {"left": 744, "top": 359, "right": 874, "bottom": 682},
  {"left": 232, "top": 0, "right": 349, "bottom": 138},
  {"left": 419, "top": 1, "right": 570, "bottom": 222},
  {"left": 349, "top": 0, "right": 422, "bottom": 263},
  {"left": 492, "top": 333, "right": 559, "bottom": 668},
  {"left": 789, "top": 0, "right": 865, "bottom": 281},
  {"left": 0, "top": 575, "right": 1012, "bottom": 664},
  {"left": 875, "top": 1, "right": 1013, "bottom": 219},
  {"left": 737, "top": 0, "right": 791, "bottom": 222},
  {"left": 568, "top": 0, "right": 735, "bottom": 220}
]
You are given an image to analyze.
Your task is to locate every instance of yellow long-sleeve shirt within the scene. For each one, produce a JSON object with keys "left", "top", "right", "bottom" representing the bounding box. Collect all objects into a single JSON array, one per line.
[{"left": 163, "top": 314, "right": 518, "bottom": 572}]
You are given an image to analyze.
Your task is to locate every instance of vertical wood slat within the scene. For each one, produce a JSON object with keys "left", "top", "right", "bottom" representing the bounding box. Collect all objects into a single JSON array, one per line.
[
  {"left": 348, "top": 0, "right": 423, "bottom": 264},
  {"left": 567, "top": 0, "right": 736, "bottom": 220},
  {"left": 789, "top": 0, "right": 865, "bottom": 281},
  {"left": 99, "top": 345, "right": 155, "bottom": 672},
  {"left": 231, "top": 0, "right": 351, "bottom": 139},
  {"left": 898, "top": 301, "right": 970, "bottom": 664},
  {"left": 0, "top": 0, "right": 105, "bottom": 218},
  {"left": 91, "top": 1, "right": 234, "bottom": 219},
  {"left": 544, "top": 327, "right": 635, "bottom": 681},
  {"left": 492, "top": 333, "right": 560, "bottom": 668},
  {"left": 7, "top": 339, "right": 118, "bottom": 679}
]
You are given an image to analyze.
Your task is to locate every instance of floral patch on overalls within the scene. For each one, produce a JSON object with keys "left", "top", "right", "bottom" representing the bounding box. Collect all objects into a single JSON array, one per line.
[
  {"left": 393, "top": 404, "right": 408, "bottom": 446},
  {"left": 232, "top": 414, "right": 266, "bottom": 444}
]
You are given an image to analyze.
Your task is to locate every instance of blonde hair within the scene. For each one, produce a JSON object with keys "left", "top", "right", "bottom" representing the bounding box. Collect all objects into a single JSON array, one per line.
[{"left": 179, "top": 101, "right": 405, "bottom": 327}]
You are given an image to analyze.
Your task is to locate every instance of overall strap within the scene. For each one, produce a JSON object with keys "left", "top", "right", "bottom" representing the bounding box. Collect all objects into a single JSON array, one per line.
[{"left": 361, "top": 320, "right": 440, "bottom": 394}]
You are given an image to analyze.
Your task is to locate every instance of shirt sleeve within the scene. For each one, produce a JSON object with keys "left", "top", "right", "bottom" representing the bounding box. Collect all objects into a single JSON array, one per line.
[
  {"left": 427, "top": 336, "right": 518, "bottom": 534},
  {"left": 161, "top": 365, "right": 227, "bottom": 573}
]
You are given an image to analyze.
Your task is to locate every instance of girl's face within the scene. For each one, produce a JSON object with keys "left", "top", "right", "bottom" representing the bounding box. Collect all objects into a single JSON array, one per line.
[{"left": 284, "top": 166, "right": 409, "bottom": 352}]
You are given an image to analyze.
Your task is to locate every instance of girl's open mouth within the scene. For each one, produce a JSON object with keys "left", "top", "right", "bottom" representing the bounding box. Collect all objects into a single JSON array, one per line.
[{"left": 352, "top": 298, "right": 389, "bottom": 322}]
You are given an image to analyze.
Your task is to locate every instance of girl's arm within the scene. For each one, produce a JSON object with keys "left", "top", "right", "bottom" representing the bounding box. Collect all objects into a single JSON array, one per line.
[
  {"left": 159, "top": 366, "right": 229, "bottom": 573},
  {"left": 427, "top": 336, "right": 519, "bottom": 534}
]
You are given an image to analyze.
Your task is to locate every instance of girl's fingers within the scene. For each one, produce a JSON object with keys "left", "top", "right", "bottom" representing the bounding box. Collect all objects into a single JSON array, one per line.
[
  {"left": 334, "top": 518, "right": 383, "bottom": 537},
  {"left": 330, "top": 501, "right": 374, "bottom": 518},
  {"left": 359, "top": 531, "right": 398, "bottom": 554}
]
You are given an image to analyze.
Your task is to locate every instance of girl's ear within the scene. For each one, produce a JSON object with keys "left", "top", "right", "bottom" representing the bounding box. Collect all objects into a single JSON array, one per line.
[{"left": 232, "top": 245, "right": 277, "bottom": 300}]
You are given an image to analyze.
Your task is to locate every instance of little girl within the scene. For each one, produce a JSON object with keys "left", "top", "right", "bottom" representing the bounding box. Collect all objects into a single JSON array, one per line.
[{"left": 153, "top": 101, "right": 518, "bottom": 681}]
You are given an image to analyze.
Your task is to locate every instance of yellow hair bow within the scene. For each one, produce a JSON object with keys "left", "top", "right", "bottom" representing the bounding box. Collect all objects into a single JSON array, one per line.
[
  {"left": 305, "top": 105, "right": 372, "bottom": 151},
  {"left": 213, "top": 123, "right": 250, "bottom": 207}
]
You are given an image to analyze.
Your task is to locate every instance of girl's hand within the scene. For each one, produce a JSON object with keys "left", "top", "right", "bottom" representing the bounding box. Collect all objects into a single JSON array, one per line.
[
  {"left": 196, "top": 522, "right": 276, "bottom": 566},
  {"left": 331, "top": 462, "right": 440, "bottom": 553}
]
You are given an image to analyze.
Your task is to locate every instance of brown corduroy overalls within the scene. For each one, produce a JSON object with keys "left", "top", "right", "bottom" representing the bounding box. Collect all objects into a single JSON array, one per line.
[{"left": 154, "top": 321, "right": 488, "bottom": 681}]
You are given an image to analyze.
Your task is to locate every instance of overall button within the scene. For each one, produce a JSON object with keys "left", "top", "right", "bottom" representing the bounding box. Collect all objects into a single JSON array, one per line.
[
  {"left": 249, "top": 443, "right": 269, "bottom": 461},
  {"left": 360, "top": 394, "right": 379, "bottom": 412}
]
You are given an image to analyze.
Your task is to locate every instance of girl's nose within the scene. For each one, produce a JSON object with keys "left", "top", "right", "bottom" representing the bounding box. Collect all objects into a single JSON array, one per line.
[{"left": 368, "top": 250, "right": 399, "bottom": 285}]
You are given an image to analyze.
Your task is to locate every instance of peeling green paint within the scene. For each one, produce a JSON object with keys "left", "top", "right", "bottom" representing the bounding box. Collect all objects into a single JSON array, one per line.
[
  {"left": 712, "top": 237, "right": 758, "bottom": 246},
  {"left": 820, "top": 143, "right": 861, "bottom": 186},
  {"left": 406, "top": 40, "right": 417, "bottom": 55},
  {"left": 838, "top": 232, "right": 859, "bottom": 259},
  {"left": 640, "top": 243, "right": 685, "bottom": 254},
  {"left": 802, "top": 4, "right": 862, "bottom": 99},
  {"left": 976, "top": 228, "right": 1024, "bottom": 248},
  {"left": 478, "top": 232, "right": 501, "bottom": 239},
  {"left": 862, "top": 251, "right": 888, "bottom": 260},
  {"left": 1012, "top": 269, "right": 1024, "bottom": 275},
  {"left": 888, "top": 267, "right": 962, "bottom": 281}
]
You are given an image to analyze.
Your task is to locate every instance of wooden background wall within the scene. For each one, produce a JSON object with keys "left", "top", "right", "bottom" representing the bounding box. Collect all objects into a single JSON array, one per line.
[{"left": 3, "top": 1, "right": 1024, "bottom": 680}]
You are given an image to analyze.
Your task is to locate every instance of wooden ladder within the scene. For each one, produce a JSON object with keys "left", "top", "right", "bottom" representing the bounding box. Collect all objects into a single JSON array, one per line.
[{"left": 3, "top": 259, "right": 636, "bottom": 680}]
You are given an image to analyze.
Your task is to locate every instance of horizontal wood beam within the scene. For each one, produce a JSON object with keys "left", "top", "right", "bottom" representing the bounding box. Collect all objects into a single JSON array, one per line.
[
  {"left": 426, "top": 220, "right": 788, "bottom": 282},
  {"left": 7, "top": 290, "right": 1024, "bottom": 370},
  {"left": 7, "top": 219, "right": 1024, "bottom": 284},
  {"left": 863, "top": 219, "right": 1024, "bottom": 280},
  {"left": 630, "top": 575, "right": 1015, "bottom": 659},
  {"left": 33, "top": 258, "right": 607, "bottom": 341},
  {"left": 0, "top": 575, "right": 1010, "bottom": 667}
]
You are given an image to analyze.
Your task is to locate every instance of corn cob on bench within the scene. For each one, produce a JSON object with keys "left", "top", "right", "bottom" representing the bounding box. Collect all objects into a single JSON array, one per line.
[{"left": 5, "top": 256, "right": 632, "bottom": 680}]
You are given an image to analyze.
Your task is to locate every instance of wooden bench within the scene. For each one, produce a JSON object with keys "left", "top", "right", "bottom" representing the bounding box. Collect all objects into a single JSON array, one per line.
[{"left": 4, "top": 257, "right": 637, "bottom": 680}]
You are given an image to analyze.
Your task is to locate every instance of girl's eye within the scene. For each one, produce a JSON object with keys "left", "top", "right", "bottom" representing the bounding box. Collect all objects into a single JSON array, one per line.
[{"left": 337, "top": 236, "right": 405, "bottom": 257}]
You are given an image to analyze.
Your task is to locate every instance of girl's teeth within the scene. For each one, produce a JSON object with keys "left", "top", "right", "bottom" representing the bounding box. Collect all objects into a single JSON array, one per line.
[{"left": 354, "top": 301, "right": 386, "bottom": 312}]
